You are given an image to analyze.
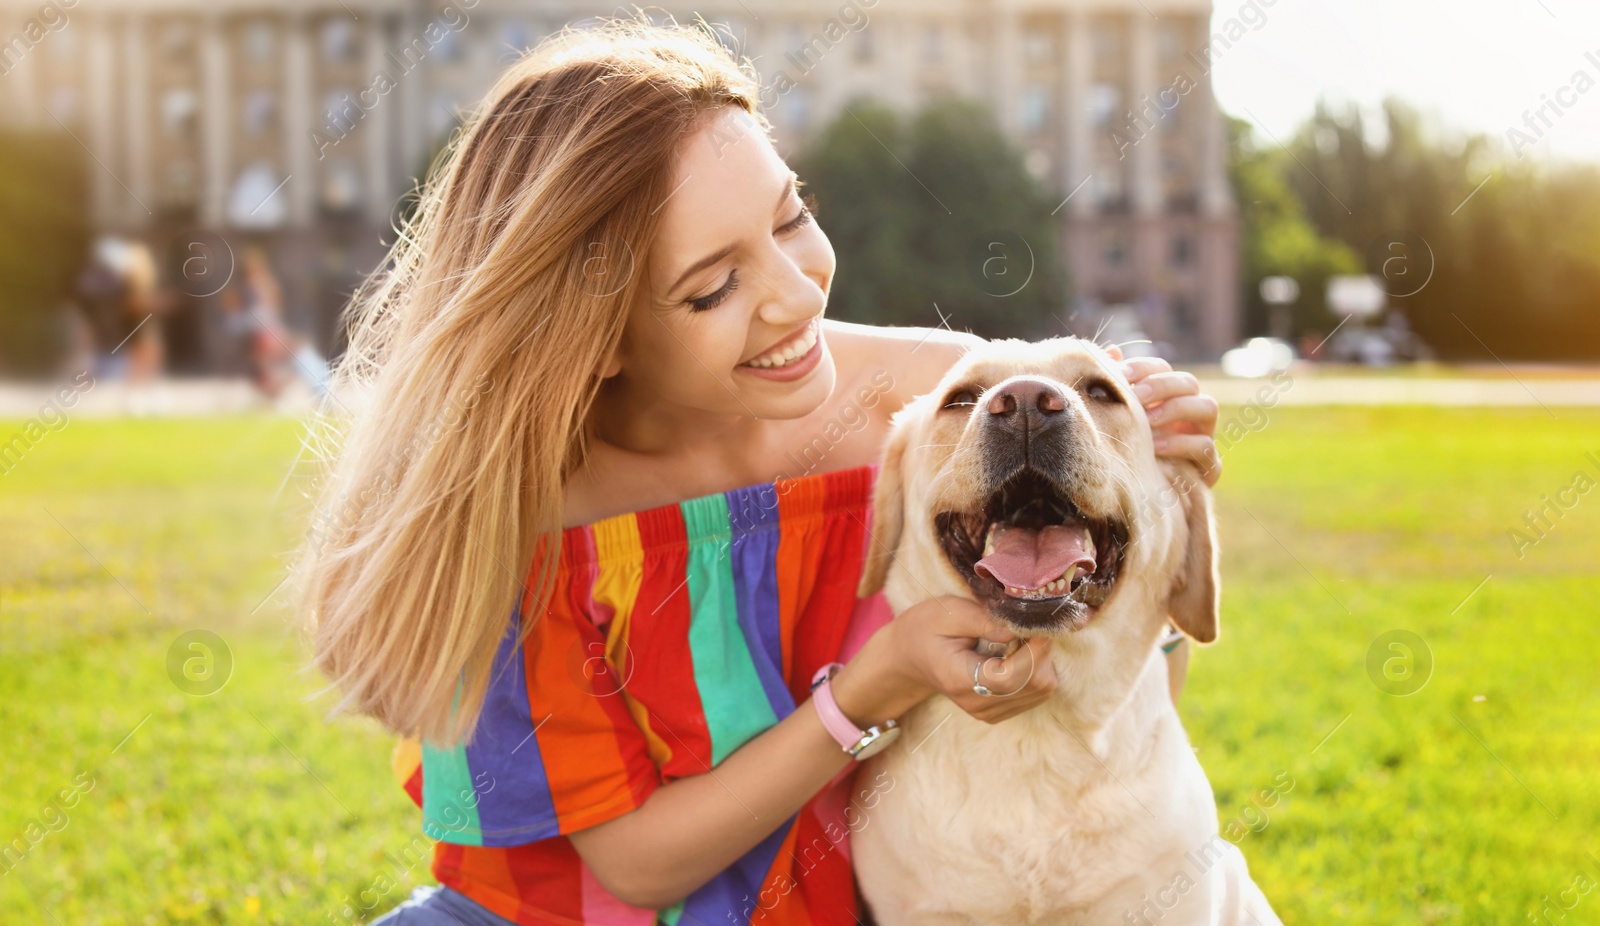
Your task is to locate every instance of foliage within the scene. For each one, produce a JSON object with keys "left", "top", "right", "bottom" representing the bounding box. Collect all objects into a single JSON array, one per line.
[
  {"left": 0, "top": 131, "right": 90, "bottom": 376},
  {"left": 1271, "top": 98, "right": 1600, "bottom": 360},
  {"left": 796, "top": 97, "right": 1068, "bottom": 339},
  {"left": 1226, "top": 115, "right": 1362, "bottom": 340}
]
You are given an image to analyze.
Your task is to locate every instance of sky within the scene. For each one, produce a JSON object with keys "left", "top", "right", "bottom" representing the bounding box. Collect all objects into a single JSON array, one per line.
[{"left": 1207, "top": 0, "right": 1600, "bottom": 163}]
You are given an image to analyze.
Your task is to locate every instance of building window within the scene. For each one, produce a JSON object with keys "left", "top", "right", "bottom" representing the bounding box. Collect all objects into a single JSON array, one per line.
[
  {"left": 1088, "top": 82, "right": 1119, "bottom": 129},
  {"left": 244, "top": 89, "right": 277, "bottom": 135},
  {"left": 1025, "top": 149, "right": 1051, "bottom": 181},
  {"left": 1091, "top": 22, "right": 1120, "bottom": 65},
  {"left": 321, "top": 159, "right": 363, "bottom": 214},
  {"left": 1158, "top": 23, "right": 1184, "bottom": 61},
  {"left": 167, "top": 160, "right": 197, "bottom": 205},
  {"left": 1171, "top": 234, "right": 1193, "bottom": 268},
  {"left": 161, "top": 88, "right": 198, "bottom": 138},
  {"left": 48, "top": 86, "right": 79, "bottom": 123},
  {"left": 321, "top": 89, "right": 359, "bottom": 136},
  {"left": 499, "top": 18, "right": 533, "bottom": 59},
  {"left": 1171, "top": 295, "right": 1197, "bottom": 336},
  {"left": 855, "top": 26, "right": 874, "bottom": 63},
  {"left": 1020, "top": 83, "right": 1049, "bottom": 135},
  {"left": 922, "top": 22, "right": 943, "bottom": 62},
  {"left": 1105, "top": 236, "right": 1127, "bottom": 268},
  {"left": 434, "top": 26, "right": 464, "bottom": 62},
  {"left": 785, "top": 85, "right": 812, "bottom": 131},
  {"left": 320, "top": 17, "right": 358, "bottom": 64},
  {"left": 708, "top": 16, "right": 743, "bottom": 56},
  {"left": 1025, "top": 31, "right": 1052, "bottom": 63},
  {"left": 48, "top": 23, "right": 78, "bottom": 58},
  {"left": 429, "top": 89, "right": 462, "bottom": 139},
  {"left": 245, "top": 21, "right": 277, "bottom": 62},
  {"left": 229, "top": 161, "right": 288, "bottom": 228},
  {"left": 1160, "top": 97, "right": 1182, "bottom": 132},
  {"left": 1093, "top": 169, "right": 1124, "bottom": 206},
  {"left": 162, "top": 21, "right": 195, "bottom": 59}
]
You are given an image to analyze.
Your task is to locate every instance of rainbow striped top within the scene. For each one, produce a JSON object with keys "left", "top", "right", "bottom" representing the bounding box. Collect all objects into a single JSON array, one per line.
[{"left": 391, "top": 462, "right": 891, "bottom": 925}]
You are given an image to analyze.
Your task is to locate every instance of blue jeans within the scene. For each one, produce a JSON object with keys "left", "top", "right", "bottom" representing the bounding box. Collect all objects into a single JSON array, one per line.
[{"left": 368, "top": 885, "right": 523, "bottom": 925}]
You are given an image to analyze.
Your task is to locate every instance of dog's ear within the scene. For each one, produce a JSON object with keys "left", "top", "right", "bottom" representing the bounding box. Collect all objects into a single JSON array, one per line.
[
  {"left": 1163, "top": 463, "right": 1220, "bottom": 644},
  {"left": 858, "top": 414, "right": 912, "bottom": 598}
]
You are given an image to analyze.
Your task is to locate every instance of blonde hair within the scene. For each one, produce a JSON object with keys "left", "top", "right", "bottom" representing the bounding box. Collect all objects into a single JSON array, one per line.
[{"left": 290, "top": 16, "right": 768, "bottom": 747}]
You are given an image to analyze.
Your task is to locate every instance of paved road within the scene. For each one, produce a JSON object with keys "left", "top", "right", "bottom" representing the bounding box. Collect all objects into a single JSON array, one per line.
[{"left": 1197, "top": 372, "right": 1600, "bottom": 409}]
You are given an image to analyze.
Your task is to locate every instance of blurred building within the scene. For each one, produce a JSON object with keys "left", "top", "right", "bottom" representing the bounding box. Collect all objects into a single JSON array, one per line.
[{"left": 0, "top": 0, "right": 1237, "bottom": 362}]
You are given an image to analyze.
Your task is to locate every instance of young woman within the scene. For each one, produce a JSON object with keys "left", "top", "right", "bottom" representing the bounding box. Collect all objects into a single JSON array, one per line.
[{"left": 293, "top": 19, "right": 1221, "bottom": 926}]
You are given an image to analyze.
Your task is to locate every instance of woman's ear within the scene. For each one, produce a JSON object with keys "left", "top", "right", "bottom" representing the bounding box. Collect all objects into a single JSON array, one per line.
[
  {"left": 1162, "top": 462, "right": 1220, "bottom": 644},
  {"left": 858, "top": 417, "right": 911, "bottom": 598}
]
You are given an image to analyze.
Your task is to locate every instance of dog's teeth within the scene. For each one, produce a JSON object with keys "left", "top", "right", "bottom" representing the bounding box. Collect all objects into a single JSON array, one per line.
[{"left": 1083, "top": 527, "right": 1095, "bottom": 560}]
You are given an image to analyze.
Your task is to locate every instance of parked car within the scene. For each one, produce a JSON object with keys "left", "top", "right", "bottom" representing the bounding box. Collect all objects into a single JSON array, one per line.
[{"left": 1221, "top": 337, "right": 1295, "bottom": 377}]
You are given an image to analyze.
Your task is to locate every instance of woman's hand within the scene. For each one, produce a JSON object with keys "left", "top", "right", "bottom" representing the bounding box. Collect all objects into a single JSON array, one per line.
[
  {"left": 831, "top": 596, "right": 1057, "bottom": 727},
  {"left": 1105, "top": 345, "right": 1222, "bottom": 486}
]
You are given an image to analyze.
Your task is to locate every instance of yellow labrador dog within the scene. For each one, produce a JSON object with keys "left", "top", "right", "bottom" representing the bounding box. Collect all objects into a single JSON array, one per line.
[{"left": 851, "top": 337, "right": 1280, "bottom": 926}]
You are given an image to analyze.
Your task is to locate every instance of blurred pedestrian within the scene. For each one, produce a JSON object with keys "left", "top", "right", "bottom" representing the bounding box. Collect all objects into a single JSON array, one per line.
[
  {"left": 236, "top": 246, "right": 331, "bottom": 404},
  {"left": 77, "top": 237, "right": 134, "bottom": 381}
]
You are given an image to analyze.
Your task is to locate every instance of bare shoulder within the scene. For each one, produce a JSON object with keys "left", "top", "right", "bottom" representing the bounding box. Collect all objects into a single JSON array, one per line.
[{"left": 822, "top": 318, "right": 985, "bottom": 416}]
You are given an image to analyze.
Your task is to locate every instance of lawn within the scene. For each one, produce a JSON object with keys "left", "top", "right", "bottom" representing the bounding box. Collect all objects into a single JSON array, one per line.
[{"left": 1, "top": 407, "right": 1597, "bottom": 924}]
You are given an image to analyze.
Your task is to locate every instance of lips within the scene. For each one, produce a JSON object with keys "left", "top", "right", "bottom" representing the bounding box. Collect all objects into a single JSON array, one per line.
[{"left": 741, "top": 319, "right": 819, "bottom": 370}]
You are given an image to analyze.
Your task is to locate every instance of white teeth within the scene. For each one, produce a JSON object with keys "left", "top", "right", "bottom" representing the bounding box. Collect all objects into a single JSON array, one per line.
[
  {"left": 744, "top": 321, "right": 818, "bottom": 368},
  {"left": 999, "top": 565, "right": 1093, "bottom": 599},
  {"left": 983, "top": 524, "right": 997, "bottom": 557},
  {"left": 1083, "top": 527, "right": 1095, "bottom": 561}
]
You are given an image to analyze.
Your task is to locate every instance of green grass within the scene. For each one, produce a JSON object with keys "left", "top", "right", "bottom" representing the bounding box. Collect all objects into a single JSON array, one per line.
[{"left": 2, "top": 407, "right": 1598, "bottom": 924}]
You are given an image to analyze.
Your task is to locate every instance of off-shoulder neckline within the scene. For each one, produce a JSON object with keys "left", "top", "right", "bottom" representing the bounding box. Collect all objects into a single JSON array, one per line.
[{"left": 557, "top": 461, "right": 879, "bottom": 545}]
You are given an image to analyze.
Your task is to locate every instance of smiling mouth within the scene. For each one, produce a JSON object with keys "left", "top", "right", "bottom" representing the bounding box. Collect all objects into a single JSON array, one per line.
[
  {"left": 935, "top": 469, "right": 1126, "bottom": 630},
  {"left": 740, "top": 318, "right": 818, "bottom": 369}
]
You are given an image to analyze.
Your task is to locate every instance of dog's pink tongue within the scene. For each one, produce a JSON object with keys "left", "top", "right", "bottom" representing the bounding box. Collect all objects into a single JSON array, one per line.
[{"left": 975, "top": 524, "right": 1096, "bottom": 590}]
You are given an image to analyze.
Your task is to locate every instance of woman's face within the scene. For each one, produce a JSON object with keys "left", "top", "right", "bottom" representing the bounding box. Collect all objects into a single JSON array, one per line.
[{"left": 605, "top": 106, "right": 838, "bottom": 423}]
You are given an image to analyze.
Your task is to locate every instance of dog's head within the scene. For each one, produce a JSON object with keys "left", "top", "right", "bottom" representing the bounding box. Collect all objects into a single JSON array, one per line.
[{"left": 859, "top": 337, "right": 1218, "bottom": 643}]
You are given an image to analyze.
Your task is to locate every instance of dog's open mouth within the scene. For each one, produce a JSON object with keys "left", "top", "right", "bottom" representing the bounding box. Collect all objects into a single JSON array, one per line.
[{"left": 936, "top": 469, "right": 1126, "bottom": 630}]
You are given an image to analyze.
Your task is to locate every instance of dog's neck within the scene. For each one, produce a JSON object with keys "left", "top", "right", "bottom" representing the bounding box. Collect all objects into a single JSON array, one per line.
[{"left": 886, "top": 577, "right": 1175, "bottom": 737}]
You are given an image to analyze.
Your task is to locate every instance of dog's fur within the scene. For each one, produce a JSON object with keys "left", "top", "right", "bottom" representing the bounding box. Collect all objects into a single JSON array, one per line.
[{"left": 850, "top": 337, "right": 1280, "bottom": 926}]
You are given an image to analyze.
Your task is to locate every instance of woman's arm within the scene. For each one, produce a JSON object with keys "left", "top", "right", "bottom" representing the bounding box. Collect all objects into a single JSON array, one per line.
[{"left": 567, "top": 595, "right": 1051, "bottom": 908}]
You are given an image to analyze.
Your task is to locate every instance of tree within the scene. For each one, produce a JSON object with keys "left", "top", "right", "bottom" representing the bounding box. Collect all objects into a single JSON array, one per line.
[
  {"left": 1277, "top": 98, "right": 1600, "bottom": 361},
  {"left": 0, "top": 131, "right": 90, "bottom": 377},
  {"left": 1226, "top": 115, "right": 1361, "bottom": 341},
  {"left": 795, "top": 96, "right": 1068, "bottom": 339}
]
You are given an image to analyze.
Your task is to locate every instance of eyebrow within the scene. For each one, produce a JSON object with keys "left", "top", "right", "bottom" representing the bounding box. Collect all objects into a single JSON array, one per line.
[{"left": 666, "top": 174, "right": 798, "bottom": 296}]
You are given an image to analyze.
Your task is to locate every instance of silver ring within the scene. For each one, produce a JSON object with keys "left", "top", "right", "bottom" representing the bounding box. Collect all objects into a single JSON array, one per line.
[{"left": 972, "top": 661, "right": 993, "bottom": 697}]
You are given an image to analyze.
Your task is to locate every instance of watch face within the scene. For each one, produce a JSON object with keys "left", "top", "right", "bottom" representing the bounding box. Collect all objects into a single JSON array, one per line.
[{"left": 852, "top": 725, "right": 901, "bottom": 760}]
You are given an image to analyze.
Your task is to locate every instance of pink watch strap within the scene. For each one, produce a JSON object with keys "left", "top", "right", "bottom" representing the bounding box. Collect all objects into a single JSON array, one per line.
[{"left": 809, "top": 662, "right": 865, "bottom": 753}]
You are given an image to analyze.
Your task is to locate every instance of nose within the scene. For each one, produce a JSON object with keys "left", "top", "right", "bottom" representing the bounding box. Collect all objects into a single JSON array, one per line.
[{"left": 986, "top": 377, "right": 1068, "bottom": 425}]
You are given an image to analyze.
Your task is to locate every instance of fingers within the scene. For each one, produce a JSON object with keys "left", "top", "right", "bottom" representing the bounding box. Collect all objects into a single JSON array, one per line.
[
  {"left": 1146, "top": 393, "right": 1219, "bottom": 436},
  {"left": 950, "top": 636, "right": 1058, "bottom": 724},
  {"left": 923, "top": 596, "right": 1016, "bottom": 643},
  {"left": 1118, "top": 356, "right": 1170, "bottom": 384},
  {"left": 1130, "top": 370, "right": 1200, "bottom": 407},
  {"left": 1152, "top": 433, "right": 1222, "bottom": 486}
]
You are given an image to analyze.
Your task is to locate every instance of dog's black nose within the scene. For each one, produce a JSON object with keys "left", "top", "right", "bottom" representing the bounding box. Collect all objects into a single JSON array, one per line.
[
  {"left": 980, "top": 377, "right": 1077, "bottom": 483},
  {"left": 985, "top": 377, "right": 1067, "bottom": 425}
]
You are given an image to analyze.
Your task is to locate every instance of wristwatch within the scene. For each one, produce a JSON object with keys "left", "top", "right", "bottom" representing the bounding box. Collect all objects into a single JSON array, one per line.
[{"left": 809, "top": 661, "right": 901, "bottom": 761}]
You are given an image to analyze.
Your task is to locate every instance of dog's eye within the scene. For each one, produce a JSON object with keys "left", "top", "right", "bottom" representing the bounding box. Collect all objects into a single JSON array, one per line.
[
  {"left": 941, "top": 388, "right": 979, "bottom": 410},
  {"left": 1084, "top": 379, "right": 1119, "bottom": 402}
]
